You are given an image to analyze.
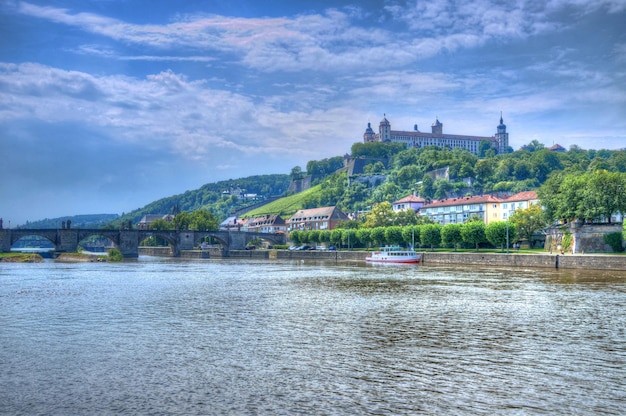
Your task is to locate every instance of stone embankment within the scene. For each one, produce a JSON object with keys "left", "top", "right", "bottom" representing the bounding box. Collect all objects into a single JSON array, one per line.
[
  {"left": 227, "top": 250, "right": 626, "bottom": 271},
  {"left": 136, "top": 247, "right": 626, "bottom": 272}
]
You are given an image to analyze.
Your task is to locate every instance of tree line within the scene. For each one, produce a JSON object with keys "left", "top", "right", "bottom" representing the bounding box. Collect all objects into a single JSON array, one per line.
[{"left": 288, "top": 217, "right": 520, "bottom": 252}]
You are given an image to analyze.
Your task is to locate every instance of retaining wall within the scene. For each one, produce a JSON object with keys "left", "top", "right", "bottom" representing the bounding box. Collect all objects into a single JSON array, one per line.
[
  {"left": 420, "top": 252, "right": 626, "bottom": 271},
  {"left": 138, "top": 247, "right": 626, "bottom": 271}
]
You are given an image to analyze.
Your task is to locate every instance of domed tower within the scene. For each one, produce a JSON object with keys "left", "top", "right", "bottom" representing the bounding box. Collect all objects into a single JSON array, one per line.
[
  {"left": 495, "top": 112, "right": 509, "bottom": 154},
  {"left": 379, "top": 114, "right": 391, "bottom": 142},
  {"left": 431, "top": 117, "right": 443, "bottom": 135},
  {"left": 363, "top": 122, "right": 376, "bottom": 143}
]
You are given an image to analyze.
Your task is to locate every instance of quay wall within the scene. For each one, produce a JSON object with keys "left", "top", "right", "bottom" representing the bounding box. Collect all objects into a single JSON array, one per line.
[
  {"left": 138, "top": 247, "right": 626, "bottom": 271},
  {"left": 419, "top": 252, "right": 626, "bottom": 271}
]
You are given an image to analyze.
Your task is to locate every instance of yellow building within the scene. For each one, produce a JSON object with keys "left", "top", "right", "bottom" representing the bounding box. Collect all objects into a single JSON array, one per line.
[{"left": 420, "top": 191, "right": 539, "bottom": 225}]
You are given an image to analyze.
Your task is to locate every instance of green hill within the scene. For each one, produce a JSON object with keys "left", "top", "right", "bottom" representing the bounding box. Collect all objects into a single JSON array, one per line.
[
  {"left": 242, "top": 184, "right": 324, "bottom": 218},
  {"left": 20, "top": 214, "right": 119, "bottom": 229}
]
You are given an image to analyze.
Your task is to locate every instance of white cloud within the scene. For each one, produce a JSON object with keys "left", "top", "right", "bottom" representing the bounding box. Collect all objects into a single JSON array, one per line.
[{"left": 13, "top": 0, "right": 582, "bottom": 73}]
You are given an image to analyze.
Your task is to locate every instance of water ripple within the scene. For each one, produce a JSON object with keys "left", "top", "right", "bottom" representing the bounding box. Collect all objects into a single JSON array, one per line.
[{"left": 0, "top": 259, "right": 624, "bottom": 414}]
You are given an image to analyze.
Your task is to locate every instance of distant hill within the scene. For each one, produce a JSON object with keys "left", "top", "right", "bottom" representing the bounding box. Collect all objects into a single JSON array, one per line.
[
  {"left": 114, "top": 174, "right": 291, "bottom": 226},
  {"left": 19, "top": 214, "right": 119, "bottom": 229}
]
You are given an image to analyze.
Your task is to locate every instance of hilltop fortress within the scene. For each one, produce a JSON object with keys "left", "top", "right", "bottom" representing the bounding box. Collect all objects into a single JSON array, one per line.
[{"left": 363, "top": 114, "right": 509, "bottom": 155}]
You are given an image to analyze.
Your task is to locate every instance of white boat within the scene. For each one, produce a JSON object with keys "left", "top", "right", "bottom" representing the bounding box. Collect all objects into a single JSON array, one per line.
[{"left": 366, "top": 246, "right": 421, "bottom": 264}]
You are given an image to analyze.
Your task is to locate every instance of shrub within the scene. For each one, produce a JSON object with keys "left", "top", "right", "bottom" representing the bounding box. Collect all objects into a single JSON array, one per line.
[
  {"left": 603, "top": 232, "right": 625, "bottom": 253},
  {"left": 107, "top": 248, "right": 124, "bottom": 262}
]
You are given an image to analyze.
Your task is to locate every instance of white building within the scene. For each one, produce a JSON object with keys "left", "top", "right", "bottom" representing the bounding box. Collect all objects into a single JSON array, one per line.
[{"left": 364, "top": 114, "right": 509, "bottom": 155}]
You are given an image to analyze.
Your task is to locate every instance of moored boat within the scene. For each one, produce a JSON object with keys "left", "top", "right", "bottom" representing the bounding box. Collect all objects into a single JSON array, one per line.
[{"left": 366, "top": 246, "right": 421, "bottom": 264}]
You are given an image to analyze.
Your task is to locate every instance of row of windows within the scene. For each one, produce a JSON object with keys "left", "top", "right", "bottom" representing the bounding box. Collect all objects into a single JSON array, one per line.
[
  {"left": 422, "top": 204, "right": 484, "bottom": 214},
  {"left": 289, "top": 215, "right": 330, "bottom": 222},
  {"left": 288, "top": 221, "right": 329, "bottom": 230},
  {"left": 427, "top": 212, "right": 485, "bottom": 224}
]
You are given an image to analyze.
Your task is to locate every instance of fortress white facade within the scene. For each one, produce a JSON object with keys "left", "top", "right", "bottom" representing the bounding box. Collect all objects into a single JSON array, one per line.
[{"left": 363, "top": 115, "right": 509, "bottom": 155}]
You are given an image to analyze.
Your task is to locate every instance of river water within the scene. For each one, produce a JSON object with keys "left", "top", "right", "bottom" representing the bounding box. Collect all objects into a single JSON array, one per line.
[{"left": 1, "top": 257, "right": 625, "bottom": 415}]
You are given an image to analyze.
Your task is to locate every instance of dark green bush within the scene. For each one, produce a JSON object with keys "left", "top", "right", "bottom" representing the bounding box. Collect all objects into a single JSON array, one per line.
[
  {"left": 603, "top": 232, "right": 625, "bottom": 253},
  {"left": 107, "top": 248, "right": 124, "bottom": 262}
]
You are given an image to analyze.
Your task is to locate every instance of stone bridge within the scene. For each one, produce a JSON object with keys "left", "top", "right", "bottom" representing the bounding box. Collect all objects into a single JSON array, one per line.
[{"left": 0, "top": 229, "right": 286, "bottom": 258}]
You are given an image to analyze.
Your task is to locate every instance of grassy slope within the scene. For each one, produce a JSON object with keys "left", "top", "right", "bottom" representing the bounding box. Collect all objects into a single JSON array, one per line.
[{"left": 242, "top": 184, "right": 323, "bottom": 218}]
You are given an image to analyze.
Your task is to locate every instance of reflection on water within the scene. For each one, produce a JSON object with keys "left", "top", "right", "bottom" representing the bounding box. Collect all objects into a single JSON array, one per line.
[{"left": 1, "top": 258, "right": 624, "bottom": 415}]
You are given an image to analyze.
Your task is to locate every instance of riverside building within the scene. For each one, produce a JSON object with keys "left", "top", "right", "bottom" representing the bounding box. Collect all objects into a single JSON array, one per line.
[{"left": 363, "top": 114, "right": 509, "bottom": 155}]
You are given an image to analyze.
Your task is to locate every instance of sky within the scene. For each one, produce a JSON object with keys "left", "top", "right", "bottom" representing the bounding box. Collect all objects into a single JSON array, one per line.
[{"left": 1, "top": 0, "right": 625, "bottom": 226}]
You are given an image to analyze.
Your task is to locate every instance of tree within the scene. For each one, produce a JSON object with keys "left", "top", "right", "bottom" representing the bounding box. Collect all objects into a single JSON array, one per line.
[
  {"left": 188, "top": 210, "right": 219, "bottom": 231},
  {"left": 356, "top": 228, "right": 372, "bottom": 249},
  {"left": 308, "top": 230, "right": 320, "bottom": 244},
  {"left": 370, "top": 227, "right": 387, "bottom": 246},
  {"left": 433, "top": 179, "right": 452, "bottom": 200},
  {"left": 394, "top": 208, "right": 418, "bottom": 226},
  {"left": 289, "top": 230, "right": 303, "bottom": 246},
  {"left": 319, "top": 230, "right": 332, "bottom": 245},
  {"left": 478, "top": 140, "right": 493, "bottom": 157},
  {"left": 420, "top": 174, "right": 434, "bottom": 199},
  {"left": 330, "top": 229, "right": 343, "bottom": 247},
  {"left": 421, "top": 224, "right": 441, "bottom": 250},
  {"left": 363, "top": 201, "right": 395, "bottom": 228},
  {"left": 172, "top": 211, "right": 192, "bottom": 230},
  {"left": 584, "top": 171, "right": 626, "bottom": 223},
  {"left": 342, "top": 229, "right": 357, "bottom": 249},
  {"left": 385, "top": 226, "right": 404, "bottom": 246},
  {"left": 402, "top": 225, "right": 420, "bottom": 248},
  {"left": 486, "top": 221, "right": 517, "bottom": 251},
  {"left": 150, "top": 218, "right": 173, "bottom": 230},
  {"left": 461, "top": 220, "right": 487, "bottom": 251},
  {"left": 510, "top": 204, "right": 547, "bottom": 248},
  {"left": 363, "top": 161, "right": 386, "bottom": 175},
  {"left": 290, "top": 166, "right": 305, "bottom": 181},
  {"left": 397, "top": 165, "right": 421, "bottom": 189},
  {"left": 441, "top": 223, "right": 463, "bottom": 251}
]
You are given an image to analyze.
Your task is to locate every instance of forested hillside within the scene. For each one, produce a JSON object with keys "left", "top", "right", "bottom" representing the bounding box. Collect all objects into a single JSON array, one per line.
[
  {"left": 20, "top": 214, "right": 119, "bottom": 229},
  {"left": 270, "top": 141, "right": 626, "bottom": 219},
  {"left": 112, "top": 174, "right": 290, "bottom": 226},
  {"left": 109, "top": 141, "right": 626, "bottom": 228}
]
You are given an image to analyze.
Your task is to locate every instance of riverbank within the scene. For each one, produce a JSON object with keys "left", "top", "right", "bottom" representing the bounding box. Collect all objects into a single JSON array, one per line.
[
  {"left": 226, "top": 249, "right": 626, "bottom": 271},
  {"left": 134, "top": 247, "right": 626, "bottom": 272},
  {"left": 0, "top": 253, "right": 45, "bottom": 263}
]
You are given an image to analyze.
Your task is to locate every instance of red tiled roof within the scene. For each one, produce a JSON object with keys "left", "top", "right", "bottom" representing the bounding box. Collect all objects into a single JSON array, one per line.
[
  {"left": 504, "top": 191, "right": 538, "bottom": 202},
  {"left": 423, "top": 194, "right": 503, "bottom": 208},
  {"left": 288, "top": 206, "right": 347, "bottom": 222},
  {"left": 394, "top": 194, "right": 426, "bottom": 204}
]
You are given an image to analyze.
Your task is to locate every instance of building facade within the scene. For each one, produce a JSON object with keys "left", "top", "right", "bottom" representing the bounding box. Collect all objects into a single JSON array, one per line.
[
  {"left": 287, "top": 206, "right": 349, "bottom": 232},
  {"left": 363, "top": 114, "right": 509, "bottom": 155},
  {"left": 392, "top": 194, "right": 426, "bottom": 213},
  {"left": 420, "top": 191, "right": 538, "bottom": 225}
]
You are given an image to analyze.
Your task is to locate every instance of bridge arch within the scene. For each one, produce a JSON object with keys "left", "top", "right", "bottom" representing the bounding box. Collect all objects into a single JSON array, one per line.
[
  {"left": 10, "top": 233, "right": 55, "bottom": 253},
  {"left": 76, "top": 232, "right": 120, "bottom": 253}
]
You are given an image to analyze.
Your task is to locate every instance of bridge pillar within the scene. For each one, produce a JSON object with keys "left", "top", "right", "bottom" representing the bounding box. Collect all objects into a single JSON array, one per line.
[
  {"left": 228, "top": 232, "right": 247, "bottom": 250},
  {"left": 0, "top": 230, "right": 11, "bottom": 252},
  {"left": 178, "top": 232, "right": 195, "bottom": 251},
  {"left": 119, "top": 231, "right": 139, "bottom": 258},
  {"left": 57, "top": 230, "right": 79, "bottom": 253}
]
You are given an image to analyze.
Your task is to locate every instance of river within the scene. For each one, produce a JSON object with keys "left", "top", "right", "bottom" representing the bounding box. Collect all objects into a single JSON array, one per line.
[{"left": 1, "top": 257, "right": 625, "bottom": 415}]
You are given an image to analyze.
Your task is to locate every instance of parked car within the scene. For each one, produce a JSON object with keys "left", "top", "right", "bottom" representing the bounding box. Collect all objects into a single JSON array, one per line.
[
  {"left": 315, "top": 246, "right": 326, "bottom": 251},
  {"left": 288, "top": 245, "right": 298, "bottom": 251},
  {"left": 297, "top": 245, "right": 311, "bottom": 250},
  {"left": 328, "top": 246, "right": 336, "bottom": 251}
]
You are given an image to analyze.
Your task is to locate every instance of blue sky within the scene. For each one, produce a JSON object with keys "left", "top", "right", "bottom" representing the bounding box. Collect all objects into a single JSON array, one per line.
[{"left": 1, "top": 0, "right": 625, "bottom": 226}]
